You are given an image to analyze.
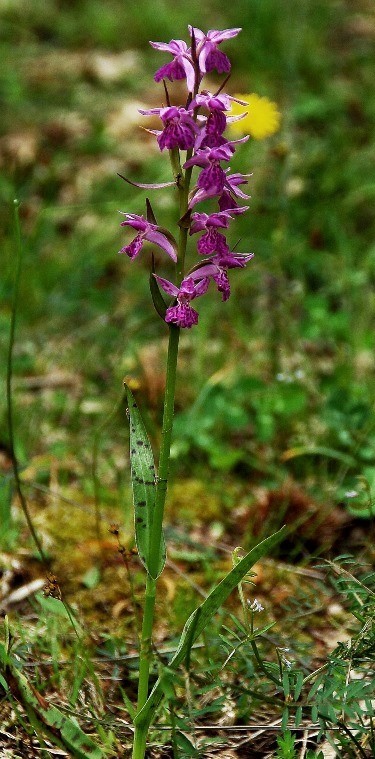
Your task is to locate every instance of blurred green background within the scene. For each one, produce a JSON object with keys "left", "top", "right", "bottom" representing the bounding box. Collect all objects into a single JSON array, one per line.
[{"left": 1, "top": 0, "right": 375, "bottom": 541}]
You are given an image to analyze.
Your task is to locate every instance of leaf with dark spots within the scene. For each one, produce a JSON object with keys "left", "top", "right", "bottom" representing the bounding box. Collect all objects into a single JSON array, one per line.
[{"left": 124, "top": 383, "right": 166, "bottom": 578}]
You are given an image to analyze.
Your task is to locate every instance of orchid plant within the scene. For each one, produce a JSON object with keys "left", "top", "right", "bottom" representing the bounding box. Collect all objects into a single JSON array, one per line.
[{"left": 118, "top": 26, "right": 285, "bottom": 759}]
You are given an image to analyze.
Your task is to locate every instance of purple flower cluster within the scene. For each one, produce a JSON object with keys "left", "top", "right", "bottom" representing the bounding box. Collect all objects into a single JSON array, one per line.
[{"left": 119, "top": 25, "right": 253, "bottom": 328}]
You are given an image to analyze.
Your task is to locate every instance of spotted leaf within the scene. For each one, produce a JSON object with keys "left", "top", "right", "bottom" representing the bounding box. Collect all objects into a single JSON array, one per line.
[{"left": 125, "top": 384, "right": 165, "bottom": 577}]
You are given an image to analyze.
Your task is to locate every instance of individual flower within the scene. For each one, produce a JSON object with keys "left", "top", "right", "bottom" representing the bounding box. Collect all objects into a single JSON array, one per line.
[
  {"left": 192, "top": 92, "right": 229, "bottom": 148},
  {"left": 248, "top": 598, "right": 264, "bottom": 612},
  {"left": 119, "top": 214, "right": 177, "bottom": 261},
  {"left": 187, "top": 151, "right": 250, "bottom": 208},
  {"left": 189, "top": 26, "right": 241, "bottom": 75},
  {"left": 228, "top": 93, "right": 281, "bottom": 139},
  {"left": 190, "top": 210, "right": 230, "bottom": 254},
  {"left": 154, "top": 274, "right": 209, "bottom": 328},
  {"left": 218, "top": 171, "right": 252, "bottom": 210},
  {"left": 197, "top": 111, "right": 227, "bottom": 148},
  {"left": 190, "top": 208, "right": 248, "bottom": 255},
  {"left": 149, "top": 39, "right": 195, "bottom": 92},
  {"left": 139, "top": 106, "right": 199, "bottom": 151},
  {"left": 184, "top": 143, "right": 235, "bottom": 199},
  {"left": 190, "top": 258, "right": 234, "bottom": 301},
  {"left": 212, "top": 250, "right": 254, "bottom": 269},
  {"left": 192, "top": 92, "right": 233, "bottom": 112}
]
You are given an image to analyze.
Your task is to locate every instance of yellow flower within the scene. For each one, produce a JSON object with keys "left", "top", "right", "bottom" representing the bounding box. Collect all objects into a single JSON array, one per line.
[{"left": 229, "top": 93, "right": 281, "bottom": 140}]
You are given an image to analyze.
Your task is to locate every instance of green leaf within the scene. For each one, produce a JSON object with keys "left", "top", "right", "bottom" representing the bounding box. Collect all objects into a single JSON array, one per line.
[
  {"left": 281, "top": 707, "right": 289, "bottom": 731},
  {"left": 134, "top": 527, "right": 286, "bottom": 727},
  {"left": 293, "top": 671, "right": 303, "bottom": 702},
  {"left": 295, "top": 705, "right": 302, "bottom": 727},
  {"left": 0, "top": 673, "right": 9, "bottom": 691},
  {"left": 175, "top": 731, "right": 199, "bottom": 756},
  {"left": 282, "top": 671, "right": 290, "bottom": 697},
  {"left": 119, "top": 687, "right": 136, "bottom": 720},
  {"left": 124, "top": 384, "right": 165, "bottom": 578},
  {"left": 36, "top": 594, "right": 71, "bottom": 618}
]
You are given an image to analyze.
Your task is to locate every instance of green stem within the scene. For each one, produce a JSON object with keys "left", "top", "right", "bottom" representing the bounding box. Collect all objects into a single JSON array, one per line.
[
  {"left": 136, "top": 574, "right": 156, "bottom": 709},
  {"left": 6, "top": 200, "right": 47, "bottom": 566},
  {"left": 148, "top": 324, "right": 180, "bottom": 576},
  {"left": 132, "top": 146, "right": 192, "bottom": 759},
  {"left": 133, "top": 324, "right": 180, "bottom": 719}
]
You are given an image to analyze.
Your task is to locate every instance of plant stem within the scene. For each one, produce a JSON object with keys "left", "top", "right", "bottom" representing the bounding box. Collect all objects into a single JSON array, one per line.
[
  {"left": 133, "top": 324, "right": 180, "bottom": 754},
  {"left": 132, "top": 147, "right": 191, "bottom": 759},
  {"left": 6, "top": 200, "right": 47, "bottom": 566}
]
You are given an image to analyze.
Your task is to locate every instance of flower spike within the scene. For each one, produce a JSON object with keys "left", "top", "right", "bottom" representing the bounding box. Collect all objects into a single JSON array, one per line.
[{"left": 119, "top": 24, "right": 255, "bottom": 328}]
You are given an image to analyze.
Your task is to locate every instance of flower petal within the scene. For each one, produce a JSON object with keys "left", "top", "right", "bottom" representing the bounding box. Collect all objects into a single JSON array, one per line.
[
  {"left": 153, "top": 275, "right": 179, "bottom": 297},
  {"left": 146, "top": 229, "right": 178, "bottom": 261}
]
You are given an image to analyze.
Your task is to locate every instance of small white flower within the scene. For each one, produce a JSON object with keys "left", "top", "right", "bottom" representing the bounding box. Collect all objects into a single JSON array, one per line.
[
  {"left": 248, "top": 598, "right": 264, "bottom": 612},
  {"left": 345, "top": 490, "right": 358, "bottom": 499}
]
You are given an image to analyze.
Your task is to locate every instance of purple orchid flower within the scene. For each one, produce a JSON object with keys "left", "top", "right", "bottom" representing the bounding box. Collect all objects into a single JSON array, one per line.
[
  {"left": 149, "top": 39, "right": 195, "bottom": 92},
  {"left": 218, "top": 171, "right": 252, "bottom": 211},
  {"left": 190, "top": 169, "right": 252, "bottom": 210},
  {"left": 189, "top": 26, "right": 242, "bottom": 75},
  {"left": 184, "top": 144, "right": 234, "bottom": 197},
  {"left": 212, "top": 250, "right": 254, "bottom": 269},
  {"left": 154, "top": 274, "right": 209, "bottom": 328},
  {"left": 190, "top": 208, "right": 249, "bottom": 255},
  {"left": 139, "top": 105, "right": 199, "bottom": 151},
  {"left": 193, "top": 251, "right": 253, "bottom": 302},
  {"left": 192, "top": 93, "right": 228, "bottom": 147},
  {"left": 191, "top": 262, "right": 231, "bottom": 301},
  {"left": 119, "top": 214, "right": 177, "bottom": 261},
  {"left": 192, "top": 92, "right": 249, "bottom": 148},
  {"left": 190, "top": 211, "right": 231, "bottom": 255},
  {"left": 192, "top": 91, "right": 248, "bottom": 113}
]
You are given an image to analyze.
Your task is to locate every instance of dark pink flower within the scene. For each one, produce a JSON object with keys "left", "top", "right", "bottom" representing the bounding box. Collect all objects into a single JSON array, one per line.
[
  {"left": 154, "top": 274, "right": 209, "bottom": 328},
  {"left": 192, "top": 93, "right": 228, "bottom": 148},
  {"left": 190, "top": 211, "right": 231, "bottom": 255},
  {"left": 192, "top": 92, "right": 232, "bottom": 111},
  {"left": 192, "top": 93, "right": 249, "bottom": 148},
  {"left": 184, "top": 144, "right": 234, "bottom": 198},
  {"left": 190, "top": 208, "right": 248, "bottom": 255},
  {"left": 119, "top": 214, "right": 177, "bottom": 261},
  {"left": 189, "top": 262, "right": 231, "bottom": 301},
  {"left": 218, "top": 172, "right": 253, "bottom": 211},
  {"left": 140, "top": 106, "right": 199, "bottom": 151},
  {"left": 150, "top": 39, "right": 195, "bottom": 92},
  {"left": 186, "top": 143, "right": 249, "bottom": 207},
  {"left": 212, "top": 250, "right": 254, "bottom": 269},
  {"left": 189, "top": 26, "right": 241, "bottom": 75}
]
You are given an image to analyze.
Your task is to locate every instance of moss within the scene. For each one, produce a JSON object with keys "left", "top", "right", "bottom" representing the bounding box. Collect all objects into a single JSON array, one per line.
[{"left": 168, "top": 479, "right": 224, "bottom": 525}]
